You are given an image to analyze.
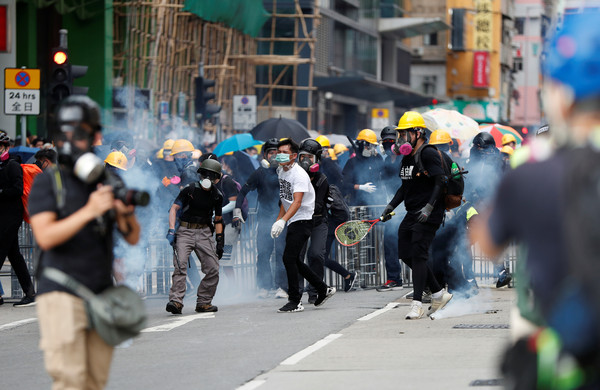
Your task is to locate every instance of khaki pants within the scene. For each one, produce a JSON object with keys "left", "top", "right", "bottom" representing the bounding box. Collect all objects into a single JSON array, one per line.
[{"left": 37, "top": 292, "right": 114, "bottom": 390}]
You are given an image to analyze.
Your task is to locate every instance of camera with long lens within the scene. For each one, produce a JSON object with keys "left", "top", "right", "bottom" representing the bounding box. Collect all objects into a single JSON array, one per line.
[{"left": 73, "top": 153, "right": 150, "bottom": 207}]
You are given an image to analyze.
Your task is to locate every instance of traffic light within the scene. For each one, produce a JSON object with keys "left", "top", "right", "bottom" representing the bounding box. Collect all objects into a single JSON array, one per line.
[
  {"left": 48, "top": 46, "right": 89, "bottom": 107},
  {"left": 194, "top": 76, "right": 221, "bottom": 125}
]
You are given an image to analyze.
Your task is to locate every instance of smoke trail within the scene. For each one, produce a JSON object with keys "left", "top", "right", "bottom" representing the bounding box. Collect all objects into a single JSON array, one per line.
[{"left": 430, "top": 287, "right": 493, "bottom": 320}]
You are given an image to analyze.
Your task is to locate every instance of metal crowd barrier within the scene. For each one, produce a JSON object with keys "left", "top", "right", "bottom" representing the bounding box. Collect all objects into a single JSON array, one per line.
[{"left": 7, "top": 210, "right": 516, "bottom": 299}]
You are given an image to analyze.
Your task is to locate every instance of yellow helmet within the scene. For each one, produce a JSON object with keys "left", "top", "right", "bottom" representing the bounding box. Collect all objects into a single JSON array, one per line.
[
  {"left": 104, "top": 151, "right": 128, "bottom": 170},
  {"left": 333, "top": 143, "right": 348, "bottom": 155},
  {"left": 502, "top": 134, "right": 517, "bottom": 146},
  {"left": 396, "top": 111, "right": 426, "bottom": 130},
  {"left": 163, "top": 139, "right": 175, "bottom": 150},
  {"left": 327, "top": 148, "right": 338, "bottom": 160},
  {"left": 192, "top": 149, "right": 203, "bottom": 160},
  {"left": 315, "top": 135, "right": 331, "bottom": 148},
  {"left": 356, "top": 129, "right": 378, "bottom": 145},
  {"left": 170, "top": 139, "right": 195, "bottom": 155},
  {"left": 429, "top": 130, "right": 453, "bottom": 145},
  {"left": 156, "top": 148, "right": 164, "bottom": 159},
  {"left": 501, "top": 145, "right": 514, "bottom": 156}
]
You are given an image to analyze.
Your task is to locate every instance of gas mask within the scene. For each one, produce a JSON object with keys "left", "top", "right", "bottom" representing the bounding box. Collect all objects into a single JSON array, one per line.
[
  {"left": 358, "top": 141, "right": 378, "bottom": 158},
  {"left": 260, "top": 150, "right": 279, "bottom": 169},
  {"left": 381, "top": 141, "right": 394, "bottom": 156},
  {"left": 298, "top": 153, "right": 319, "bottom": 173},
  {"left": 395, "top": 130, "right": 419, "bottom": 156},
  {"left": 0, "top": 149, "right": 8, "bottom": 162},
  {"left": 174, "top": 156, "right": 191, "bottom": 172},
  {"left": 199, "top": 169, "right": 220, "bottom": 190}
]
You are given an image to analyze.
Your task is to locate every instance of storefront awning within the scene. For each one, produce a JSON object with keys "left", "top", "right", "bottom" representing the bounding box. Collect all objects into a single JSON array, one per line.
[
  {"left": 378, "top": 17, "right": 451, "bottom": 39},
  {"left": 314, "top": 76, "right": 440, "bottom": 108}
]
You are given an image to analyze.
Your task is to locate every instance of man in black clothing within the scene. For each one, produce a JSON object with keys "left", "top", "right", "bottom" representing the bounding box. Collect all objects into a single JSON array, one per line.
[
  {"left": 381, "top": 111, "right": 452, "bottom": 320},
  {"left": 233, "top": 138, "right": 288, "bottom": 298},
  {"left": 0, "top": 133, "right": 36, "bottom": 306}
]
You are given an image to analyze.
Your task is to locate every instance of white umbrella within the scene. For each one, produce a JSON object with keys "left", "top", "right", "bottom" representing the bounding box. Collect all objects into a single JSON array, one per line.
[{"left": 422, "top": 108, "right": 480, "bottom": 140}]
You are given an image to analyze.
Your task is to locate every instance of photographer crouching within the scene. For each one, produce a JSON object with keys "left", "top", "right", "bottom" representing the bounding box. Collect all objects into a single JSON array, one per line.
[{"left": 28, "top": 96, "right": 143, "bottom": 389}]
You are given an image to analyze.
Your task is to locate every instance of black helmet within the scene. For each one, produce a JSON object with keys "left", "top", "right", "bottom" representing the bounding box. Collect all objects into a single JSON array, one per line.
[
  {"left": 56, "top": 95, "right": 102, "bottom": 133},
  {"left": 263, "top": 138, "right": 279, "bottom": 155},
  {"left": 472, "top": 132, "right": 496, "bottom": 149},
  {"left": 0, "top": 132, "right": 10, "bottom": 145},
  {"left": 299, "top": 138, "right": 323, "bottom": 159},
  {"left": 198, "top": 158, "right": 222, "bottom": 178},
  {"left": 380, "top": 126, "right": 396, "bottom": 141}
]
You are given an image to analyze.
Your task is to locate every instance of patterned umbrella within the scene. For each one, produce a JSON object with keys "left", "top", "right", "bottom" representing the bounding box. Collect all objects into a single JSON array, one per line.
[
  {"left": 422, "top": 108, "right": 480, "bottom": 140},
  {"left": 478, "top": 124, "right": 523, "bottom": 148}
]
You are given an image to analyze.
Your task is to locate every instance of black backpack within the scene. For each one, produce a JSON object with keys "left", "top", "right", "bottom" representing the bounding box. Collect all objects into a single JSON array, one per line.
[
  {"left": 315, "top": 175, "right": 350, "bottom": 222},
  {"left": 414, "top": 144, "right": 467, "bottom": 210}
]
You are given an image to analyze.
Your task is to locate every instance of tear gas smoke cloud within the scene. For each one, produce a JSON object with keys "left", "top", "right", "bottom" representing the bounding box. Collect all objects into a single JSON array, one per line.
[{"left": 430, "top": 287, "right": 493, "bottom": 320}]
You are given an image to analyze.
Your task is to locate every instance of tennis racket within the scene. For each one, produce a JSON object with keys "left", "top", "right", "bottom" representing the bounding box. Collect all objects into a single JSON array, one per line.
[{"left": 335, "top": 212, "right": 395, "bottom": 247}]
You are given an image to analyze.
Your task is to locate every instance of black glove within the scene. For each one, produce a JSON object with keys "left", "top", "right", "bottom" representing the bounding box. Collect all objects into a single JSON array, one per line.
[
  {"left": 417, "top": 203, "right": 434, "bottom": 223},
  {"left": 166, "top": 228, "right": 176, "bottom": 246},
  {"left": 215, "top": 233, "right": 224, "bottom": 259},
  {"left": 381, "top": 205, "right": 394, "bottom": 222}
]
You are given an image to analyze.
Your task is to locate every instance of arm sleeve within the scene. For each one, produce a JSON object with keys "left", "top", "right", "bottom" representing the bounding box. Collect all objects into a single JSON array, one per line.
[
  {"left": 0, "top": 161, "right": 24, "bottom": 201},
  {"left": 313, "top": 176, "right": 329, "bottom": 215},
  {"left": 236, "top": 170, "right": 259, "bottom": 208},
  {"left": 214, "top": 193, "right": 223, "bottom": 217},
  {"left": 341, "top": 159, "right": 356, "bottom": 195},
  {"left": 28, "top": 172, "right": 57, "bottom": 217},
  {"left": 389, "top": 185, "right": 405, "bottom": 208},
  {"left": 421, "top": 147, "right": 445, "bottom": 177},
  {"left": 427, "top": 175, "right": 445, "bottom": 206}
]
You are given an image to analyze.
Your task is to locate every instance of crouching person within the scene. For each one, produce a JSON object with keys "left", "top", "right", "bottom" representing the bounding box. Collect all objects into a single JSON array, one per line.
[{"left": 166, "top": 158, "right": 224, "bottom": 314}]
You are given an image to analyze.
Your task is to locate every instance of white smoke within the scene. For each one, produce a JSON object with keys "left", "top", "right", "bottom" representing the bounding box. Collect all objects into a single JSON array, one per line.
[{"left": 430, "top": 287, "right": 494, "bottom": 320}]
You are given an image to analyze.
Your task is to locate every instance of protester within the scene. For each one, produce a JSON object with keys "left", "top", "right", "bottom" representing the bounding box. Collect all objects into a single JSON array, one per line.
[
  {"left": 29, "top": 96, "right": 141, "bottom": 388},
  {"left": 501, "top": 134, "right": 517, "bottom": 150},
  {"left": 170, "top": 139, "right": 198, "bottom": 188},
  {"left": 316, "top": 135, "right": 343, "bottom": 188},
  {"left": 380, "top": 111, "right": 452, "bottom": 319},
  {"left": 166, "top": 158, "right": 224, "bottom": 314},
  {"left": 271, "top": 138, "right": 335, "bottom": 313},
  {"left": 34, "top": 149, "right": 57, "bottom": 171},
  {"left": 333, "top": 143, "right": 349, "bottom": 169}
]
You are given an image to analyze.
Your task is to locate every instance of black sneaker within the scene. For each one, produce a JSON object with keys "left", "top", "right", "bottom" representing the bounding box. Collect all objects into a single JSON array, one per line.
[
  {"left": 344, "top": 272, "right": 358, "bottom": 292},
  {"left": 314, "top": 287, "right": 336, "bottom": 307},
  {"left": 376, "top": 280, "right": 402, "bottom": 292},
  {"left": 195, "top": 303, "right": 218, "bottom": 313},
  {"left": 0, "top": 297, "right": 4, "bottom": 306},
  {"left": 13, "top": 296, "right": 36, "bottom": 307},
  {"left": 307, "top": 295, "right": 317, "bottom": 305},
  {"left": 496, "top": 271, "right": 512, "bottom": 288},
  {"left": 166, "top": 300, "right": 183, "bottom": 315},
  {"left": 277, "top": 301, "right": 304, "bottom": 313}
]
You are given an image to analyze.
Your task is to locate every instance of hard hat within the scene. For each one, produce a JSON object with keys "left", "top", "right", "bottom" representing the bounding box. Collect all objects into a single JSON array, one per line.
[
  {"left": 197, "top": 158, "right": 222, "bottom": 176},
  {"left": 104, "top": 151, "right": 128, "bottom": 170},
  {"left": 192, "top": 149, "right": 203, "bottom": 159},
  {"left": 299, "top": 138, "right": 323, "bottom": 159},
  {"left": 156, "top": 148, "right": 164, "bottom": 159},
  {"left": 501, "top": 134, "right": 517, "bottom": 146},
  {"left": 429, "top": 130, "right": 453, "bottom": 145},
  {"left": 315, "top": 135, "right": 331, "bottom": 148},
  {"left": 328, "top": 148, "right": 337, "bottom": 160},
  {"left": 163, "top": 139, "right": 175, "bottom": 150},
  {"left": 380, "top": 126, "right": 397, "bottom": 141},
  {"left": 356, "top": 129, "right": 378, "bottom": 145},
  {"left": 501, "top": 145, "right": 514, "bottom": 156},
  {"left": 170, "top": 139, "right": 194, "bottom": 155},
  {"left": 333, "top": 143, "right": 348, "bottom": 155},
  {"left": 395, "top": 111, "right": 426, "bottom": 130},
  {"left": 542, "top": 10, "right": 600, "bottom": 101},
  {"left": 472, "top": 132, "right": 496, "bottom": 149}
]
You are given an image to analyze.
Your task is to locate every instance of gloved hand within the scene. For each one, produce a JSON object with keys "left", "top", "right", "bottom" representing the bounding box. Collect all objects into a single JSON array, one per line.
[
  {"left": 215, "top": 233, "right": 224, "bottom": 259},
  {"left": 358, "top": 182, "right": 376, "bottom": 193},
  {"left": 271, "top": 219, "right": 286, "bottom": 238},
  {"left": 381, "top": 205, "right": 395, "bottom": 222},
  {"left": 417, "top": 203, "right": 434, "bottom": 223},
  {"left": 232, "top": 208, "right": 245, "bottom": 228},
  {"left": 170, "top": 175, "right": 181, "bottom": 185},
  {"left": 166, "top": 228, "right": 176, "bottom": 246}
]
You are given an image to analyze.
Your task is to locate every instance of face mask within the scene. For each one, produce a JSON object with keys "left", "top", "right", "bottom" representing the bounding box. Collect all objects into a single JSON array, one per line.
[
  {"left": 398, "top": 142, "right": 413, "bottom": 156},
  {"left": 260, "top": 159, "right": 270, "bottom": 169},
  {"left": 174, "top": 157, "right": 190, "bottom": 171},
  {"left": 200, "top": 178, "right": 212, "bottom": 190},
  {"left": 275, "top": 153, "right": 290, "bottom": 163},
  {"left": 251, "top": 154, "right": 258, "bottom": 160},
  {"left": 0, "top": 150, "right": 8, "bottom": 162}
]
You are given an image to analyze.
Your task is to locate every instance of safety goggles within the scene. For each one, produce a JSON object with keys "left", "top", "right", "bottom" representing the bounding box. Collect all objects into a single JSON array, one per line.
[{"left": 199, "top": 169, "right": 221, "bottom": 181}]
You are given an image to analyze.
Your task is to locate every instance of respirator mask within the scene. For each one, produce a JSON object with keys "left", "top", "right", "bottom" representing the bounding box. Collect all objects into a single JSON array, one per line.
[
  {"left": 199, "top": 168, "right": 221, "bottom": 190},
  {"left": 260, "top": 149, "right": 279, "bottom": 169},
  {"left": 174, "top": 155, "right": 192, "bottom": 171},
  {"left": 358, "top": 141, "right": 379, "bottom": 158},
  {"left": 298, "top": 153, "right": 319, "bottom": 173},
  {"left": 0, "top": 147, "right": 8, "bottom": 162},
  {"left": 394, "top": 130, "right": 419, "bottom": 156}
]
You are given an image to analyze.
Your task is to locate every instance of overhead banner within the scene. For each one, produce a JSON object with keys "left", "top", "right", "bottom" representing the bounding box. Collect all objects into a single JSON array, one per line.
[
  {"left": 472, "top": 51, "right": 490, "bottom": 88},
  {"left": 474, "top": 0, "right": 493, "bottom": 52}
]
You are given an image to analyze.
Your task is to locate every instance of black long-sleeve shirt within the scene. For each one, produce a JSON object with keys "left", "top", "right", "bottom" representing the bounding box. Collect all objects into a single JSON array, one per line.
[
  {"left": 0, "top": 157, "right": 24, "bottom": 217},
  {"left": 235, "top": 167, "right": 280, "bottom": 218},
  {"left": 310, "top": 171, "right": 329, "bottom": 225}
]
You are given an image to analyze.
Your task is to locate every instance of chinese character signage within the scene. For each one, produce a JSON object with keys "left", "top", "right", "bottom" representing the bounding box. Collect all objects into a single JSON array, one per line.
[
  {"left": 474, "top": 0, "right": 493, "bottom": 52},
  {"left": 473, "top": 51, "right": 490, "bottom": 88}
]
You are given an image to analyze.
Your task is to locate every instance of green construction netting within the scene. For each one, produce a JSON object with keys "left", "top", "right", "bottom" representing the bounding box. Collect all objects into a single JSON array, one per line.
[
  {"left": 20, "top": 0, "right": 103, "bottom": 20},
  {"left": 183, "top": 0, "right": 271, "bottom": 37}
]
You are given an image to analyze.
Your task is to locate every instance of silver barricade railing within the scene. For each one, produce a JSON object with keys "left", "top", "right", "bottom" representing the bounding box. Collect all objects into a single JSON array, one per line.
[{"left": 2, "top": 222, "right": 38, "bottom": 299}]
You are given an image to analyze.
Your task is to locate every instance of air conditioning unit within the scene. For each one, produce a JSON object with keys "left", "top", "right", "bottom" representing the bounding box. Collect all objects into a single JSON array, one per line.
[{"left": 412, "top": 47, "right": 424, "bottom": 57}]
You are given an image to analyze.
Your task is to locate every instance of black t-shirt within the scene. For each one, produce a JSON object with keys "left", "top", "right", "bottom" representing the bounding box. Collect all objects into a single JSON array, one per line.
[
  {"left": 399, "top": 146, "right": 445, "bottom": 224},
  {"left": 175, "top": 183, "right": 223, "bottom": 225},
  {"left": 236, "top": 167, "right": 280, "bottom": 217},
  {"left": 29, "top": 170, "right": 115, "bottom": 295},
  {"left": 488, "top": 153, "right": 567, "bottom": 314}
]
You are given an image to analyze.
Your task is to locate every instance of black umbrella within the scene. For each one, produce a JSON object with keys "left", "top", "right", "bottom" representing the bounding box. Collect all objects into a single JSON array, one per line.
[{"left": 250, "top": 117, "right": 311, "bottom": 144}]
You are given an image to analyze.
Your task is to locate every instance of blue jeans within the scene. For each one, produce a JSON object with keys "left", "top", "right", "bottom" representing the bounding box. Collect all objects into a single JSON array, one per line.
[{"left": 257, "top": 218, "right": 287, "bottom": 290}]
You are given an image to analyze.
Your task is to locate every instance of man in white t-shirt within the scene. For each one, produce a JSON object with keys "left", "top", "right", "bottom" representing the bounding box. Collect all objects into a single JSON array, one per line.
[{"left": 271, "top": 138, "right": 336, "bottom": 313}]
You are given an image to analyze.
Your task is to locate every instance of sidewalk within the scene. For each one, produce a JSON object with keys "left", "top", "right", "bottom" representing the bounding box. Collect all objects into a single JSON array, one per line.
[{"left": 242, "top": 287, "right": 515, "bottom": 390}]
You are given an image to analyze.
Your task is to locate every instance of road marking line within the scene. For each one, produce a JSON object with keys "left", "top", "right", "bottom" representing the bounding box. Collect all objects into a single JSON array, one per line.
[
  {"left": 0, "top": 318, "right": 37, "bottom": 331},
  {"left": 236, "top": 379, "right": 266, "bottom": 390},
  {"left": 357, "top": 302, "right": 400, "bottom": 321},
  {"left": 280, "top": 333, "right": 342, "bottom": 366},
  {"left": 141, "top": 313, "right": 215, "bottom": 332}
]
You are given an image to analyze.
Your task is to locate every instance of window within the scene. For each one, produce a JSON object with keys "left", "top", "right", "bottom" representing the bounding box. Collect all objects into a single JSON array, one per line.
[
  {"left": 513, "top": 57, "right": 523, "bottom": 72},
  {"left": 515, "top": 17, "right": 525, "bottom": 35},
  {"left": 423, "top": 33, "right": 438, "bottom": 46},
  {"left": 422, "top": 76, "right": 437, "bottom": 95}
]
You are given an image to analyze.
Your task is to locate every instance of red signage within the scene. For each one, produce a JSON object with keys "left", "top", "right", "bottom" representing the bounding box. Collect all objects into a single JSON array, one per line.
[
  {"left": 0, "top": 6, "right": 6, "bottom": 52},
  {"left": 473, "top": 51, "right": 489, "bottom": 88}
]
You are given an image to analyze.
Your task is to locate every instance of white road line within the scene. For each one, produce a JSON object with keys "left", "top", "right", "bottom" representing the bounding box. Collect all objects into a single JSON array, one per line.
[
  {"left": 141, "top": 313, "right": 215, "bottom": 332},
  {"left": 280, "top": 333, "right": 343, "bottom": 366},
  {"left": 0, "top": 318, "right": 37, "bottom": 331},
  {"left": 357, "top": 302, "right": 400, "bottom": 321},
  {"left": 236, "top": 379, "right": 266, "bottom": 390}
]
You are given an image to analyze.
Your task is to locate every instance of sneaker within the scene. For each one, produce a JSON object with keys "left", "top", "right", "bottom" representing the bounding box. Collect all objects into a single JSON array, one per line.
[
  {"left": 257, "top": 288, "right": 270, "bottom": 299},
  {"left": 405, "top": 301, "right": 425, "bottom": 320},
  {"left": 405, "top": 289, "right": 432, "bottom": 303},
  {"left": 496, "top": 270, "right": 512, "bottom": 288},
  {"left": 277, "top": 301, "right": 304, "bottom": 313},
  {"left": 195, "top": 303, "right": 218, "bottom": 313},
  {"left": 166, "top": 300, "right": 183, "bottom": 315},
  {"left": 307, "top": 295, "right": 317, "bottom": 305},
  {"left": 428, "top": 290, "right": 453, "bottom": 316},
  {"left": 0, "top": 297, "right": 4, "bottom": 306},
  {"left": 344, "top": 272, "right": 358, "bottom": 292},
  {"left": 314, "top": 287, "right": 336, "bottom": 307},
  {"left": 376, "top": 280, "right": 402, "bottom": 292},
  {"left": 13, "top": 296, "right": 36, "bottom": 307},
  {"left": 275, "top": 287, "right": 289, "bottom": 299}
]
